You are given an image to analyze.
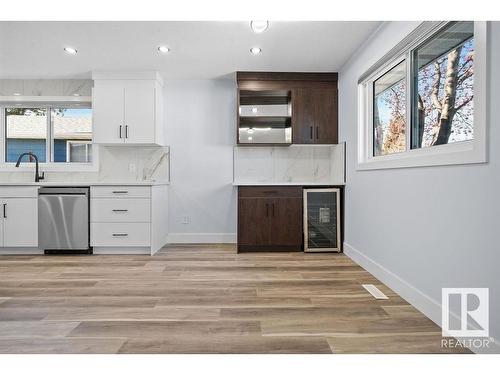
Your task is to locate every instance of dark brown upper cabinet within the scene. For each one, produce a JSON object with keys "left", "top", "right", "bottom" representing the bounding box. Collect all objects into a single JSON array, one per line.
[
  {"left": 237, "top": 72, "right": 338, "bottom": 145},
  {"left": 292, "top": 86, "right": 338, "bottom": 144}
]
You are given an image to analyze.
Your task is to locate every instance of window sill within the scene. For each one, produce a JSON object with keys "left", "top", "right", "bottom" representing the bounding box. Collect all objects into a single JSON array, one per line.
[
  {"left": 0, "top": 163, "right": 99, "bottom": 173},
  {"left": 357, "top": 141, "right": 487, "bottom": 170}
]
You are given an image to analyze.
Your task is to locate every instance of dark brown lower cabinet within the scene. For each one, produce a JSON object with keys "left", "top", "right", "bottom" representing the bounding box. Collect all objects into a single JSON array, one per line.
[{"left": 237, "top": 186, "right": 303, "bottom": 252}]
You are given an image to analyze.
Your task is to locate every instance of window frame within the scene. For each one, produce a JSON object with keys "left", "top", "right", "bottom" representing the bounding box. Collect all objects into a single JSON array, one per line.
[
  {"left": 0, "top": 101, "right": 98, "bottom": 172},
  {"left": 357, "top": 21, "right": 488, "bottom": 170}
]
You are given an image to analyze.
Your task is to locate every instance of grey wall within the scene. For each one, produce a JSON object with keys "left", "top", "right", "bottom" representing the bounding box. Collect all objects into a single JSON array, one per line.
[
  {"left": 339, "top": 21, "right": 499, "bottom": 352},
  {"left": 164, "top": 80, "right": 237, "bottom": 243}
]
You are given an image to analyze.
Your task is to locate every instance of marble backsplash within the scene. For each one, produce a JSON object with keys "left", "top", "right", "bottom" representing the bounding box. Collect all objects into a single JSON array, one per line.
[
  {"left": 0, "top": 146, "right": 170, "bottom": 184},
  {"left": 0, "top": 79, "right": 92, "bottom": 97},
  {"left": 233, "top": 144, "right": 345, "bottom": 184}
]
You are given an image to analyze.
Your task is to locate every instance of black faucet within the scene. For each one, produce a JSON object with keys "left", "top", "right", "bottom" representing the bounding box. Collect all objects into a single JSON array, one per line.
[{"left": 15, "top": 152, "right": 45, "bottom": 182}]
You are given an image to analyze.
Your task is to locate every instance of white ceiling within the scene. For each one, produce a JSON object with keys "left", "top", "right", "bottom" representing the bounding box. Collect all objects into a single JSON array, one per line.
[{"left": 0, "top": 21, "right": 381, "bottom": 80}]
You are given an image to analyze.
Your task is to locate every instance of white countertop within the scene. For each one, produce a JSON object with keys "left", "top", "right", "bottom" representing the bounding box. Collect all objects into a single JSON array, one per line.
[
  {"left": 232, "top": 181, "right": 345, "bottom": 186},
  {"left": 0, "top": 181, "right": 170, "bottom": 186}
]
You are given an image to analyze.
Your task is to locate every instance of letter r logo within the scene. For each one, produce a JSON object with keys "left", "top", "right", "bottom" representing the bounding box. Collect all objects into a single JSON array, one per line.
[{"left": 442, "top": 288, "right": 489, "bottom": 337}]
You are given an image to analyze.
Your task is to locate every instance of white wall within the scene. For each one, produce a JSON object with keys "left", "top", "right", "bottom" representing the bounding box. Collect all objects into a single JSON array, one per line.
[
  {"left": 339, "top": 21, "right": 500, "bottom": 353},
  {"left": 164, "top": 80, "right": 237, "bottom": 243}
]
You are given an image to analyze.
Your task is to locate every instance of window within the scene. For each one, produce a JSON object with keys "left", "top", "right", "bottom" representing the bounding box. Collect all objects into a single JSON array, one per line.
[
  {"left": 52, "top": 108, "right": 92, "bottom": 163},
  {"left": 67, "top": 141, "right": 92, "bottom": 163},
  {"left": 412, "top": 22, "right": 474, "bottom": 149},
  {"left": 358, "top": 21, "right": 487, "bottom": 170},
  {"left": 1, "top": 105, "right": 93, "bottom": 167},
  {"left": 373, "top": 60, "right": 406, "bottom": 156},
  {"left": 5, "top": 108, "right": 47, "bottom": 162}
]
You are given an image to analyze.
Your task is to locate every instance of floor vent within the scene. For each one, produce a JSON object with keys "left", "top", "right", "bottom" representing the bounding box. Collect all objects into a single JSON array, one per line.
[{"left": 362, "top": 284, "right": 389, "bottom": 300}]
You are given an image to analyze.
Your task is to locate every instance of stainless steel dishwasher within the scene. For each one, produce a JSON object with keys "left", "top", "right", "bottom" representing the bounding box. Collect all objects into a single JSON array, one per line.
[{"left": 38, "top": 187, "right": 91, "bottom": 254}]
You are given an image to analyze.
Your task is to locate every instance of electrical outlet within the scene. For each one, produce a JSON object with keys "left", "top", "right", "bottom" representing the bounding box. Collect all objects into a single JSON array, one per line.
[
  {"left": 182, "top": 216, "right": 190, "bottom": 224},
  {"left": 129, "top": 163, "right": 136, "bottom": 173}
]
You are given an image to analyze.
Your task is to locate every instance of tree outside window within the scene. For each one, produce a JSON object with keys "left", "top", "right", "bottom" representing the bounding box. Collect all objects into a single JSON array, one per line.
[{"left": 412, "top": 21, "right": 474, "bottom": 148}]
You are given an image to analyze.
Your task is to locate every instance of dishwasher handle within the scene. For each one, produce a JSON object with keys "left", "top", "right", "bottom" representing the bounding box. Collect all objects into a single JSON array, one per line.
[
  {"left": 39, "top": 193, "right": 88, "bottom": 197},
  {"left": 38, "top": 187, "right": 89, "bottom": 196}
]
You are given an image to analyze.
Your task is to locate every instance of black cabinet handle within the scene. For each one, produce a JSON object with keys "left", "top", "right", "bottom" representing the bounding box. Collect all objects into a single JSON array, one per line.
[
  {"left": 316, "top": 125, "right": 319, "bottom": 140},
  {"left": 266, "top": 203, "right": 269, "bottom": 217},
  {"left": 112, "top": 233, "right": 128, "bottom": 237},
  {"left": 112, "top": 209, "right": 128, "bottom": 212},
  {"left": 125, "top": 125, "right": 129, "bottom": 138},
  {"left": 310, "top": 126, "right": 313, "bottom": 140},
  {"left": 119, "top": 125, "right": 122, "bottom": 139},
  {"left": 3, "top": 204, "right": 6, "bottom": 219},
  {"left": 112, "top": 191, "right": 129, "bottom": 194}
]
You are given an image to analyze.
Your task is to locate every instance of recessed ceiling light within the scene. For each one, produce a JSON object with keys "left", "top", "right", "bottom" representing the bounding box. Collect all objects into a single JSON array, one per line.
[
  {"left": 247, "top": 128, "right": 255, "bottom": 134},
  {"left": 64, "top": 47, "right": 78, "bottom": 55},
  {"left": 248, "top": 136, "right": 253, "bottom": 141},
  {"left": 251, "top": 21, "right": 269, "bottom": 33},
  {"left": 251, "top": 107, "right": 258, "bottom": 113},
  {"left": 250, "top": 47, "right": 262, "bottom": 55},
  {"left": 73, "top": 93, "right": 80, "bottom": 97},
  {"left": 13, "top": 93, "right": 21, "bottom": 96},
  {"left": 158, "top": 46, "right": 170, "bottom": 54}
]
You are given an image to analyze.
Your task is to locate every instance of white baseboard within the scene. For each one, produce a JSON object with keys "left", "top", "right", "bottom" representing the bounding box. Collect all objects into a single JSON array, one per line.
[
  {"left": 92, "top": 247, "right": 150, "bottom": 255},
  {"left": 167, "top": 233, "right": 236, "bottom": 244},
  {"left": 0, "top": 248, "right": 43, "bottom": 255},
  {"left": 344, "top": 242, "right": 499, "bottom": 354}
]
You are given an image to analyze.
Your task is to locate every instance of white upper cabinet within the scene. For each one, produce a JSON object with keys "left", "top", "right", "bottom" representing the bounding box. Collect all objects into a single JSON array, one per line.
[
  {"left": 93, "top": 82, "right": 125, "bottom": 144},
  {"left": 92, "top": 72, "right": 164, "bottom": 146},
  {"left": 124, "top": 83, "right": 156, "bottom": 144}
]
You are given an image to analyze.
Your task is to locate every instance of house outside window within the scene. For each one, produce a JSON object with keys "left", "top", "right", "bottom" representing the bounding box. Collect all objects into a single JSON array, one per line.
[
  {"left": 1, "top": 105, "right": 95, "bottom": 169},
  {"left": 358, "top": 21, "right": 487, "bottom": 170}
]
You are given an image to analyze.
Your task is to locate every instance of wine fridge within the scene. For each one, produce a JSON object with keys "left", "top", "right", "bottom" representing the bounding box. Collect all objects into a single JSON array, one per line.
[{"left": 303, "top": 188, "right": 341, "bottom": 252}]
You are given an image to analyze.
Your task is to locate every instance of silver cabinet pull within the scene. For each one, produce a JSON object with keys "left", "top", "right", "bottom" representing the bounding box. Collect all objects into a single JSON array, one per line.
[
  {"left": 3, "top": 203, "right": 6, "bottom": 219},
  {"left": 119, "top": 125, "right": 123, "bottom": 139},
  {"left": 112, "top": 191, "right": 128, "bottom": 194},
  {"left": 125, "top": 125, "right": 129, "bottom": 139},
  {"left": 112, "top": 233, "right": 128, "bottom": 237},
  {"left": 112, "top": 209, "right": 128, "bottom": 212}
]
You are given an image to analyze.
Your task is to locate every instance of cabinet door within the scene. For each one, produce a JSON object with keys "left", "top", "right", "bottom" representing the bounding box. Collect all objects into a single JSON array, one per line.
[
  {"left": 292, "top": 86, "right": 338, "bottom": 144},
  {"left": 124, "top": 85, "right": 156, "bottom": 144},
  {"left": 92, "top": 84, "right": 125, "bottom": 144},
  {"left": 2, "top": 198, "right": 38, "bottom": 247},
  {"left": 292, "top": 88, "right": 316, "bottom": 144},
  {"left": 0, "top": 213, "right": 3, "bottom": 247},
  {"left": 269, "top": 197, "right": 303, "bottom": 249},
  {"left": 314, "top": 87, "right": 338, "bottom": 144},
  {"left": 238, "top": 197, "right": 270, "bottom": 246}
]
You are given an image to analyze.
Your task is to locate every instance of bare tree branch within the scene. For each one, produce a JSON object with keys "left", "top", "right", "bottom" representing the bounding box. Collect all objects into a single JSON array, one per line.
[
  {"left": 430, "top": 61, "right": 442, "bottom": 112},
  {"left": 455, "top": 94, "right": 473, "bottom": 112}
]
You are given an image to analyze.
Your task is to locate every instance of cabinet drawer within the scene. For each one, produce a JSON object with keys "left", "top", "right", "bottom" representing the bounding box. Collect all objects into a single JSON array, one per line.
[
  {"left": 91, "top": 223, "right": 150, "bottom": 247},
  {"left": 0, "top": 186, "right": 39, "bottom": 198},
  {"left": 91, "top": 198, "right": 150, "bottom": 223},
  {"left": 91, "top": 186, "right": 151, "bottom": 198},
  {"left": 238, "top": 186, "right": 302, "bottom": 198}
]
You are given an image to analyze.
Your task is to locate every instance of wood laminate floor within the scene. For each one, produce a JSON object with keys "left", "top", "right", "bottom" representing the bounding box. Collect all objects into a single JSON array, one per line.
[{"left": 0, "top": 245, "right": 469, "bottom": 354}]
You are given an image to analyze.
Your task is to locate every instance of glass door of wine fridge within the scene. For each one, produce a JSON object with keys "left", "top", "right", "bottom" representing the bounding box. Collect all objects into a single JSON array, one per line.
[{"left": 303, "top": 188, "right": 341, "bottom": 252}]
